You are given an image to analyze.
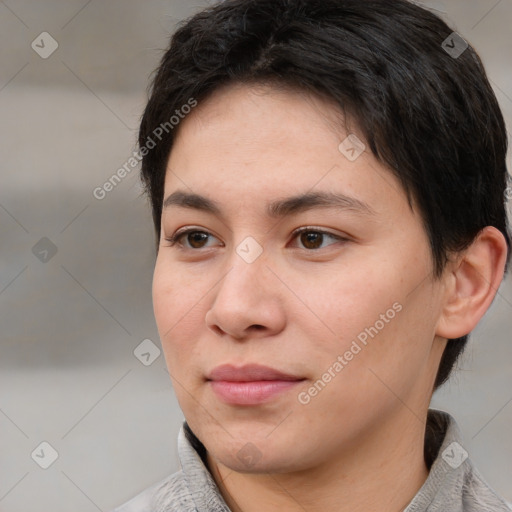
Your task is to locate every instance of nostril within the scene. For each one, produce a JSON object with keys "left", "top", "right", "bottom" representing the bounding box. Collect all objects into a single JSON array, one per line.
[{"left": 209, "top": 325, "right": 224, "bottom": 336}]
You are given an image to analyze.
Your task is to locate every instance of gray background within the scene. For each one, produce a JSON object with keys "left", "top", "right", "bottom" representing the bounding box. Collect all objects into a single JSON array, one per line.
[{"left": 0, "top": 0, "right": 511, "bottom": 510}]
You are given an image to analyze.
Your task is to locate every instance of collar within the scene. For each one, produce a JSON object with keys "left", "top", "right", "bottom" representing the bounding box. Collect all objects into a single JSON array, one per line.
[{"left": 150, "top": 409, "right": 508, "bottom": 512}]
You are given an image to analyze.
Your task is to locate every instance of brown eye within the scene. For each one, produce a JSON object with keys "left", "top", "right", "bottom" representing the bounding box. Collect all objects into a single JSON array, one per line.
[
  {"left": 300, "top": 231, "right": 324, "bottom": 249},
  {"left": 165, "top": 227, "right": 346, "bottom": 251},
  {"left": 186, "top": 231, "right": 210, "bottom": 248},
  {"left": 166, "top": 229, "right": 220, "bottom": 249},
  {"left": 292, "top": 228, "right": 346, "bottom": 250}
]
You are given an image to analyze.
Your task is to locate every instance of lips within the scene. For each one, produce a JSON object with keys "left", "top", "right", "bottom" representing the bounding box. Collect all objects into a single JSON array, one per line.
[
  {"left": 206, "top": 364, "right": 305, "bottom": 405},
  {"left": 207, "top": 363, "right": 303, "bottom": 382}
]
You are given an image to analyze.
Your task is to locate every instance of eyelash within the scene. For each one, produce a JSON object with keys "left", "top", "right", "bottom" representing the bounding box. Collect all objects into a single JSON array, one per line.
[{"left": 164, "top": 226, "right": 348, "bottom": 251}]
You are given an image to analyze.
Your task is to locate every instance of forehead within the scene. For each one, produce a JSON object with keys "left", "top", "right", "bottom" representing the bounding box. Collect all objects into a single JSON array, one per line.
[
  {"left": 171, "top": 81, "right": 348, "bottom": 154},
  {"left": 163, "top": 82, "right": 411, "bottom": 220}
]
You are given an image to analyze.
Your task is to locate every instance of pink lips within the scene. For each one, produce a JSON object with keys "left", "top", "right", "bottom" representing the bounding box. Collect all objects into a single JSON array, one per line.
[{"left": 207, "top": 364, "right": 305, "bottom": 405}]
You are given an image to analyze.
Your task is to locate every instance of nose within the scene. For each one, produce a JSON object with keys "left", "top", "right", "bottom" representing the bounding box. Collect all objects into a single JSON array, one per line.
[{"left": 205, "top": 251, "right": 286, "bottom": 341}]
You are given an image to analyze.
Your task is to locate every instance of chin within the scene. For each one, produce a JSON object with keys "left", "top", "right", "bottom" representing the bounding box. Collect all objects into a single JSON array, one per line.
[
  {"left": 213, "top": 446, "right": 297, "bottom": 474},
  {"left": 207, "top": 430, "right": 312, "bottom": 474}
]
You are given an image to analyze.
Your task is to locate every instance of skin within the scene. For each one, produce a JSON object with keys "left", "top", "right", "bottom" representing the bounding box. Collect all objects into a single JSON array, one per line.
[{"left": 152, "top": 82, "right": 508, "bottom": 512}]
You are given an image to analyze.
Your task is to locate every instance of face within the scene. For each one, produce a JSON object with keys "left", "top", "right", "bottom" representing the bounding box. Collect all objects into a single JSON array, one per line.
[{"left": 153, "top": 82, "right": 447, "bottom": 473}]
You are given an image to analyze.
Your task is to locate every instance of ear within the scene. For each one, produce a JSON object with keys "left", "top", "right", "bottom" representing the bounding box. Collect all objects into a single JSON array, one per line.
[{"left": 436, "top": 226, "right": 508, "bottom": 339}]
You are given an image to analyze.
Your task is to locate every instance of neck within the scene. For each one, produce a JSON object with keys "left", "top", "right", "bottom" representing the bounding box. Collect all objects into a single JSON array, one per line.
[{"left": 206, "top": 409, "right": 430, "bottom": 512}]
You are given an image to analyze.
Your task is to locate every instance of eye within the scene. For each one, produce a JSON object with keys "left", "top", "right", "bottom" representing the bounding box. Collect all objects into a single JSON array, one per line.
[
  {"left": 165, "top": 228, "right": 221, "bottom": 249},
  {"left": 164, "top": 227, "right": 347, "bottom": 251},
  {"left": 290, "top": 227, "right": 347, "bottom": 250}
]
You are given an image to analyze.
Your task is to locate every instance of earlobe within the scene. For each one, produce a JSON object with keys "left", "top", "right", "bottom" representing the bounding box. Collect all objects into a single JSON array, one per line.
[{"left": 435, "top": 226, "right": 508, "bottom": 339}]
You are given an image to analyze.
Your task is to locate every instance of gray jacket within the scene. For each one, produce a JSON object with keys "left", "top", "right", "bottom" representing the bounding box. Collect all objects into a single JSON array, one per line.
[{"left": 113, "top": 409, "right": 511, "bottom": 512}]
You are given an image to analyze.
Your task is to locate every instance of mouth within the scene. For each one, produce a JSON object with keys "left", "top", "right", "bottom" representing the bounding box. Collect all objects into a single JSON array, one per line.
[{"left": 206, "top": 363, "right": 306, "bottom": 405}]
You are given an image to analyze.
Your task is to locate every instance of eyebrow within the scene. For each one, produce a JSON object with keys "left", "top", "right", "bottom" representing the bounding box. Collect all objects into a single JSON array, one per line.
[{"left": 162, "top": 189, "right": 376, "bottom": 218}]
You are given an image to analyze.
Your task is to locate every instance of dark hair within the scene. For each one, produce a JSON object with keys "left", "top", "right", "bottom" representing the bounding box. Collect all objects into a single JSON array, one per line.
[{"left": 138, "top": 0, "right": 511, "bottom": 391}]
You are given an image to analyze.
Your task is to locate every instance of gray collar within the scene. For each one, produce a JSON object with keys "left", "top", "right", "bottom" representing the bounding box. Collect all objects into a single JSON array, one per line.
[{"left": 125, "top": 409, "right": 509, "bottom": 512}]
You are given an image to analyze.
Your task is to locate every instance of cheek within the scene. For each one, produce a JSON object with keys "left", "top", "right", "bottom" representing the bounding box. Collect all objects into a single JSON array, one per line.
[
  {"left": 152, "top": 261, "right": 204, "bottom": 364},
  {"left": 300, "top": 260, "right": 433, "bottom": 384},
  {"left": 328, "top": 285, "right": 438, "bottom": 409},
  {"left": 152, "top": 264, "right": 177, "bottom": 335},
  {"left": 153, "top": 257, "right": 203, "bottom": 325},
  {"left": 294, "top": 263, "right": 399, "bottom": 343}
]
